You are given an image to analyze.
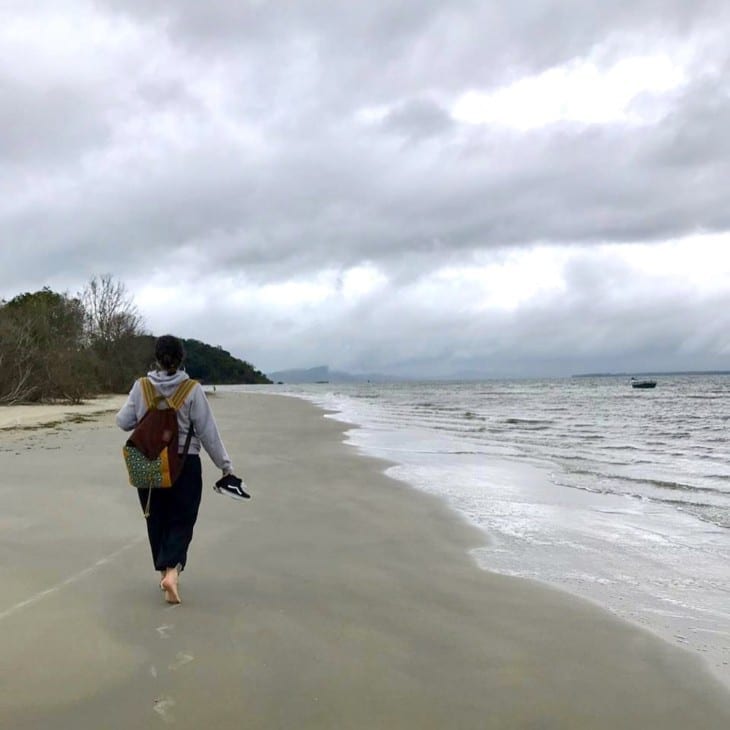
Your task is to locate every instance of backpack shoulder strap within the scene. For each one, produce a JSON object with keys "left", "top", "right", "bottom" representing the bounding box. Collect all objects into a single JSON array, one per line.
[
  {"left": 139, "top": 377, "right": 157, "bottom": 410},
  {"left": 169, "top": 379, "right": 199, "bottom": 411}
]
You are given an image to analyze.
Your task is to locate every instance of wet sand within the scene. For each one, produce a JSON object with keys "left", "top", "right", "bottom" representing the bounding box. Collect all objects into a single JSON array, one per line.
[{"left": 1, "top": 392, "right": 729, "bottom": 729}]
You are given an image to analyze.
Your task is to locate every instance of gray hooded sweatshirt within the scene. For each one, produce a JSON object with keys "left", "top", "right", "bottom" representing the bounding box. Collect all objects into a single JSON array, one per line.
[{"left": 116, "top": 370, "right": 232, "bottom": 474}]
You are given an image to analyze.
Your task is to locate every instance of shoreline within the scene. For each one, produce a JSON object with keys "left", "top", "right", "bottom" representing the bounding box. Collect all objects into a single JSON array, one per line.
[
  {"left": 265, "top": 387, "right": 730, "bottom": 690},
  {"left": 1, "top": 392, "right": 729, "bottom": 728},
  {"left": 381, "top": 450, "right": 730, "bottom": 691}
]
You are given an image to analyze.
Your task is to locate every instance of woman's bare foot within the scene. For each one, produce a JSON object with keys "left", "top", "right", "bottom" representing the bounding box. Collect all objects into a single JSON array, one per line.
[{"left": 160, "top": 567, "right": 181, "bottom": 604}]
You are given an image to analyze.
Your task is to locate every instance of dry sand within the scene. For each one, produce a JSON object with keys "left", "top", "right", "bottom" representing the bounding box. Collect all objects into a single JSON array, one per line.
[
  {"left": 1, "top": 392, "right": 729, "bottom": 729},
  {"left": 0, "top": 395, "right": 126, "bottom": 431}
]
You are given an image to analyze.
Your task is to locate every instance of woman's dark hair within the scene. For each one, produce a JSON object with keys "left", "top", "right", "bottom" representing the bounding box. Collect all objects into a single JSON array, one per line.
[{"left": 155, "top": 335, "right": 185, "bottom": 374}]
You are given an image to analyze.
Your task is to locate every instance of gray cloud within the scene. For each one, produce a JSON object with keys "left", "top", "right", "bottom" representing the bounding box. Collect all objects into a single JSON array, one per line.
[
  {"left": 0, "top": 81, "right": 111, "bottom": 163},
  {"left": 381, "top": 98, "right": 455, "bottom": 139},
  {"left": 1, "top": 1, "right": 729, "bottom": 375}
]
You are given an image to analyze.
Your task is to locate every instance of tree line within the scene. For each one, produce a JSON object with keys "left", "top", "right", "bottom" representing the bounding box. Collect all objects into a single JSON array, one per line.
[{"left": 0, "top": 276, "right": 270, "bottom": 405}]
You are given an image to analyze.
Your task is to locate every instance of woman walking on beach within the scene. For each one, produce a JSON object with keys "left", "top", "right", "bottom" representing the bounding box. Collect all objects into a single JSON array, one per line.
[{"left": 116, "top": 335, "right": 242, "bottom": 604}]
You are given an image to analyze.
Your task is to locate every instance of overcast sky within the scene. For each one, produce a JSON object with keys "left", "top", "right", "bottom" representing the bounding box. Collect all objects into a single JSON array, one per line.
[{"left": 1, "top": 1, "right": 729, "bottom": 377}]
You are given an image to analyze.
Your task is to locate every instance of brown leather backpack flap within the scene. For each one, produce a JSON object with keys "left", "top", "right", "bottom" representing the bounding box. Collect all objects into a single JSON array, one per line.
[{"left": 128, "top": 408, "right": 180, "bottom": 461}]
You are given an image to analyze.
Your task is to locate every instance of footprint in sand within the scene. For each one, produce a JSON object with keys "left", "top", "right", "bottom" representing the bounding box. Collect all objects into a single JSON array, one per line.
[
  {"left": 153, "top": 696, "right": 176, "bottom": 724},
  {"left": 156, "top": 624, "right": 174, "bottom": 639},
  {"left": 168, "top": 651, "right": 194, "bottom": 671}
]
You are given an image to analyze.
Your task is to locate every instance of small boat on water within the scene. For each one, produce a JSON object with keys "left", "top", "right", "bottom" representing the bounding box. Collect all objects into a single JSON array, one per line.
[{"left": 630, "top": 378, "right": 657, "bottom": 389}]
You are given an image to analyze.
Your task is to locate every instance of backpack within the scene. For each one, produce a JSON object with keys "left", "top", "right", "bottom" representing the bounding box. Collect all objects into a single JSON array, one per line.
[{"left": 122, "top": 377, "right": 198, "bottom": 516}]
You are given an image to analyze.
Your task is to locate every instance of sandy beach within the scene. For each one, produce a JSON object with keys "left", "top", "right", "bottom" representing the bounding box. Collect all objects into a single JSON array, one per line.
[
  {"left": 1, "top": 392, "right": 729, "bottom": 729},
  {"left": 0, "top": 395, "right": 127, "bottom": 431}
]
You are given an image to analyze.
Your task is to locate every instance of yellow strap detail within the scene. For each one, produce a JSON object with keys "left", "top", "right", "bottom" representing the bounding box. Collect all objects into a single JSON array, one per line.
[
  {"left": 168, "top": 379, "right": 198, "bottom": 411},
  {"left": 140, "top": 378, "right": 156, "bottom": 410}
]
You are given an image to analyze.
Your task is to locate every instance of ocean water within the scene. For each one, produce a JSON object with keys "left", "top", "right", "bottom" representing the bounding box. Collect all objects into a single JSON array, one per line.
[{"left": 233, "top": 377, "right": 730, "bottom": 682}]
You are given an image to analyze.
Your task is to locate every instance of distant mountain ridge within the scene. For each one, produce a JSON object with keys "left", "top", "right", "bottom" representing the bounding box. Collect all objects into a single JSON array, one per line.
[{"left": 268, "top": 365, "right": 400, "bottom": 384}]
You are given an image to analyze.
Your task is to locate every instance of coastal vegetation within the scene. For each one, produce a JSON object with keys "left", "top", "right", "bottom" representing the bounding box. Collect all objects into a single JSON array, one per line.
[
  {"left": 180, "top": 338, "right": 269, "bottom": 385},
  {"left": 0, "top": 276, "right": 270, "bottom": 404}
]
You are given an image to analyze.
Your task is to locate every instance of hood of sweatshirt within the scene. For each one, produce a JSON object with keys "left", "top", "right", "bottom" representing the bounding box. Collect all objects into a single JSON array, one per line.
[{"left": 146, "top": 369, "right": 191, "bottom": 397}]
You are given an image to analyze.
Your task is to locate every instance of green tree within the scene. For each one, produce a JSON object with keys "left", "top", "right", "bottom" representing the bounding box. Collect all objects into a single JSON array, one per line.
[
  {"left": 0, "top": 279, "right": 271, "bottom": 403},
  {"left": 0, "top": 288, "right": 91, "bottom": 402},
  {"left": 182, "top": 339, "right": 271, "bottom": 384}
]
